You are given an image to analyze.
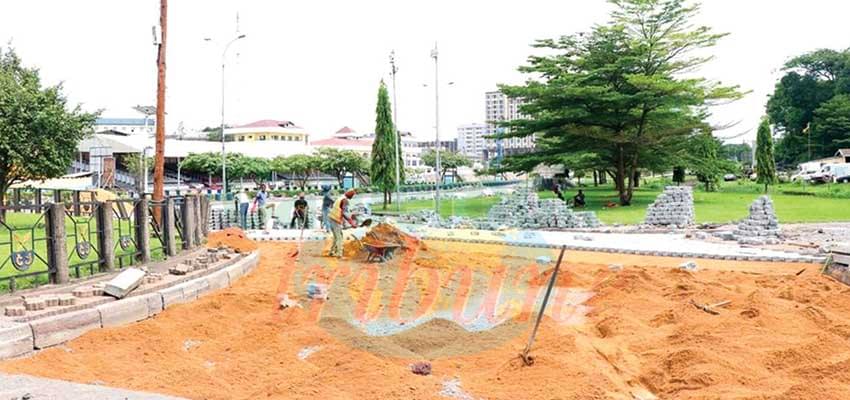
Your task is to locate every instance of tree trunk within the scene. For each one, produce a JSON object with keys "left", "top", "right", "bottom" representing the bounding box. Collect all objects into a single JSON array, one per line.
[
  {"left": 633, "top": 170, "right": 641, "bottom": 188},
  {"left": 593, "top": 171, "right": 598, "bottom": 187},
  {"left": 616, "top": 147, "right": 628, "bottom": 205},
  {"left": 0, "top": 187, "right": 6, "bottom": 223},
  {"left": 383, "top": 190, "right": 388, "bottom": 210},
  {"left": 153, "top": 0, "right": 167, "bottom": 205}
]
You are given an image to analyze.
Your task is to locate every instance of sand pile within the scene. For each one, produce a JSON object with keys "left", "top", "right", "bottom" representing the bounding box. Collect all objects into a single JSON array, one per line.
[
  {"left": 2, "top": 241, "right": 848, "bottom": 400},
  {"left": 343, "top": 223, "right": 428, "bottom": 257},
  {"left": 206, "top": 227, "right": 257, "bottom": 253}
]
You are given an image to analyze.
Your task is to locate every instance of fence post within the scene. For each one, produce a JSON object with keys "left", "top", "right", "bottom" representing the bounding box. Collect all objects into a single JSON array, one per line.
[
  {"left": 134, "top": 197, "right": 151, "bottom": 263},
  {"left": 193, "top": 195, "right": 203, "bottom": 246},
  {"left": 200, "top": 196, "right": 210, "bottom": 237},
  {"left": 53, "top": 189, "right": 61, "bottom": 204},
  {"left": 72, "top": 190, "right": 82, "bottom": 216},
  {"left": 181, "top": 195, "right": 196, "bottom": 249},
  {"left": 45, "top": 203, "right": 69, "bottom": 284},
  {"left": 164, "top": 197, "right": 177, "bottom": 256},
  {"left": 97, "top": 201, "right": 115, "bottom": 272},
  {"left": 35, "top": 188, "right": 42, "bottom": 208}
]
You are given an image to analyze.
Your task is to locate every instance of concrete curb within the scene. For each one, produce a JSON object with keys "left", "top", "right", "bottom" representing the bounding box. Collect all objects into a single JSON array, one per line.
[{"left": 0, "top": 251, "right": 260, "bottom": 360}]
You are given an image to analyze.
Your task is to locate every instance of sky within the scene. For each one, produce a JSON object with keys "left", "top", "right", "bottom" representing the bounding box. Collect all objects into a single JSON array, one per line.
[{"left": 1, "top": 0, "right": 848, "bottom": 144}]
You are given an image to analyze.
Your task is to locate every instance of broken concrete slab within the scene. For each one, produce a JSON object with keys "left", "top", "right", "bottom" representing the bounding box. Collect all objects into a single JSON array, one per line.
[
  {"left": 104, "top": 268, "right": 146, "bottom": 299},
  {"left": 0, "top": 320, "right": 33, "bottom": 359},
  {"left": 30, "top": 308, "right": 101, "bottom": 349}
]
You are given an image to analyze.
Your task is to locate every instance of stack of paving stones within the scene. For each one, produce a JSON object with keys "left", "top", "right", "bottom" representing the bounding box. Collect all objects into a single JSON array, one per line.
[
  {"left": 484, "top": 187, "right": 601, "bottom": 230},
  {"left": 734, "top": 196, "right": 781, "bottom": 245},
  {"left": 209, "top": 209, "right": 266, "bottom": 230},
  {"left": 643, "top": 186, "right": 695, "bottom": 228},
  {"left": 4, "top": 292, "right": 79, "bottom": 317}
]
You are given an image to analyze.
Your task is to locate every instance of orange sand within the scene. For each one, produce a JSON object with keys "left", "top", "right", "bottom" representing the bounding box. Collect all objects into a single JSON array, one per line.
[
  {"left": 206, "top": 227, "right": 257, "bottom": 253},
  {"left": 2, "top": 240, "right": 849, "bottom": 399}
]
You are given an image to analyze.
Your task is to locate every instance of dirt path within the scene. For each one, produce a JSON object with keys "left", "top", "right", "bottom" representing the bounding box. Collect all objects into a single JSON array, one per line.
[{"left": 1, "top": 240, "right": 849, "bottom": 399}]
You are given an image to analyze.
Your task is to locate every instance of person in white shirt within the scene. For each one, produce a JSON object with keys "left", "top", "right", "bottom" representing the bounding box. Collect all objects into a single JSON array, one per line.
[{"left": 237, "top": 188, "right": 251, "bottom": 229}]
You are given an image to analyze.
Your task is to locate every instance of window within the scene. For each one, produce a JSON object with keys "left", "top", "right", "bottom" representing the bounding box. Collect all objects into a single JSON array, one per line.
[
  {"left": 259, "top": 135, "right": 267, "bottom": 141},
  {"left": 238, "top": 136, "right": 245, "bottom": 142},
  {"left": 272, "top": 135, "right": 279, "bottom": 140}
]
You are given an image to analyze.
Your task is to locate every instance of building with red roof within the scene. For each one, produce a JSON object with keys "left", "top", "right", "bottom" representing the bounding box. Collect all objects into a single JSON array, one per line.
[{"left": 224, "top": 119, "right": 309, "bottom": 144}]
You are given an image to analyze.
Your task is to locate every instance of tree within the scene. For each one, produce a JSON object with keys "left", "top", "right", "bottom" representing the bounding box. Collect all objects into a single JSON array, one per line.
[
  {"left": 123, "top": 153, "right": 153, "bottom": 193},
  {"left": 370, "top": 81, "right": 401, "bottom": 208},
  {"left": 685, "top": 133, "right": 730, "bottom": 192},
  {"left": 179, "top": 152, "right": 222, "bottom": 180},
  {"left": 767, "top": 48, "right": 850, "bottom": 165},
  {"left": 229, "top": 156, "right": 271, "bottom": 185},
  {"left": 813, "top": 94, "right": 850, "bottom": 154},
  {"left": 0, "top": 47, "right": 97, "bottom": 210},
  {"left": 315, "top": 147, "right": 368, "bottom": 186},
  {"left": 499, "top": 0, "right": 741, "bottom": 205},
  {"left": 273, "top": 154, "right": 321, "bottom": 190},
  {"left": 421, "top": 149, "right": 472, "bottom": 182},
  {"left": 202, "top": 126, "right": 233, "bottom": 142},
  {"left": 756, "top": 117, "right": 777, "bottom": 193}
]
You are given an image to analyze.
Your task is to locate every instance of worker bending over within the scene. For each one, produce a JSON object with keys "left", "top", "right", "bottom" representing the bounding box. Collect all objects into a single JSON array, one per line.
[{"left": 328, "top": 189, "right": 357, "bottom": 258}]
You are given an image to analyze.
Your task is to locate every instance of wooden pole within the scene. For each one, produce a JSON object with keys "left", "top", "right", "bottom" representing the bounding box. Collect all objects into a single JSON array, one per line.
[{"left": 153, "top": 0, "right": 167, "bottom": 205}]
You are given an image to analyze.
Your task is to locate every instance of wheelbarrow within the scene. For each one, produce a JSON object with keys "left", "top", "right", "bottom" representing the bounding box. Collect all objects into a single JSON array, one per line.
[{"left": 362, "top": 240, "right": 402, "bottom": 263}]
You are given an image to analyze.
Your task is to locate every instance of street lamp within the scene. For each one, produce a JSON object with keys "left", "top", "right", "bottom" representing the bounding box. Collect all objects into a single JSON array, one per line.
[
  {"left": 431, "top": 43, "right": 441, "bottom": 215},
  {"left": 205, "top": 34, "right": 246, "bottom": 201}
]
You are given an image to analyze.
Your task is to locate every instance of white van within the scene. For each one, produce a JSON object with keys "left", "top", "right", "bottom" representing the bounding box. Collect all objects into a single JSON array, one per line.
[{"left": 820, "top": 163, "right": 850, "bottom": 183}]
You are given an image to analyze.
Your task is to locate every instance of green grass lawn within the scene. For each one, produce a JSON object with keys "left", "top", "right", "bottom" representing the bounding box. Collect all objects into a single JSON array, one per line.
[
  {"left": 396, "top": 181, "right": 850, "bottom": 225},
  {"left": 0, "top": 211, "right": 171, "bottom": 292}
]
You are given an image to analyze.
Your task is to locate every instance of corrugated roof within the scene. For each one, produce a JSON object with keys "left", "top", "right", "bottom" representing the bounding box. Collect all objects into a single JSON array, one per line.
[
  {"left": 95, "top": 118, "right": 150, "bottom": 126},
  {"left": 234, "top": 119, "right": 302, "bottom": 129}
]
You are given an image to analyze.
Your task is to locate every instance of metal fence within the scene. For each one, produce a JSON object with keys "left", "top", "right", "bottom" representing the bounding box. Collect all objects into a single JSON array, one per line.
[{"left": 0, "top": 194, "right": 208, "bottom": 294}]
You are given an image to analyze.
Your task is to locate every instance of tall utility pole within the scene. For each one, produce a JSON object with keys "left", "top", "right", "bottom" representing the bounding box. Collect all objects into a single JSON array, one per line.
[
  {"left": 431, "top": 43, "right": 441, "bottom": 214},
  {"left": 153, "top": 0, "right": 167, "bottom": 202},
  {"left": 389, "top": 51, "right": 401, "bottom": 212}
]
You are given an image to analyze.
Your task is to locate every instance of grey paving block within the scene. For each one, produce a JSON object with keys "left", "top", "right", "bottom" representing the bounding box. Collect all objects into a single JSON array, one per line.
[
  {"left": 30, "top": 308, "right": 101, "bottom": 349},
  {"left": 104, "top": 268, "right": 146, "bottom": 299},
  {"left": 0, "top": 320, "right": 33, "bottom": 360}
]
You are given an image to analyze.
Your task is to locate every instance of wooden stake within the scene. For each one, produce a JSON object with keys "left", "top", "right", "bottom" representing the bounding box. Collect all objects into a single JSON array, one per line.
[{"left": 153, "top": 0, "right": 167, "bottom": 206}]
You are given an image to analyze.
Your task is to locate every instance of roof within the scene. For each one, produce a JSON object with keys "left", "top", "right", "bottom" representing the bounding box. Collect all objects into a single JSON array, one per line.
[
  {"left": 335, "top": 126, "right": 356, "bottom": 134},
  {"left": 78, "top": 133, "right": 311, "bottom": 159},
  {"left": 836, "top": 149, "right": 850, "bottom": 156},
  {"left": 95, "top": 118, "right": 150, "bottom": 126},
  {"left": 235, "top": 119, "right": 301, "bottom": 129}
]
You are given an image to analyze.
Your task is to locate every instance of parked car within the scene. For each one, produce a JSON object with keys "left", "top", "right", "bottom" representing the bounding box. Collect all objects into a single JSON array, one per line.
[
  {"left": 791, "top": 169, "right": 820, "bottom": 183},
  {"left": 819, "top": 163, "right": 850, "bottom": 183},
  {"left": 723, "top": 173, "right": 738, "bottom": 181}
]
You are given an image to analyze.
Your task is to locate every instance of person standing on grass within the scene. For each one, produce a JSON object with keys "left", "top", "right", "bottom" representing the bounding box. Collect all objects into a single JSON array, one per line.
[
  {"left": 237, "top": 188, "right": 251, "bottom": 229},
  {"left": 328, "top": 189, "right": 357, "bottom": 258},
  {"left": 321, "top": 185, "right": 334, "bottom": 232}
]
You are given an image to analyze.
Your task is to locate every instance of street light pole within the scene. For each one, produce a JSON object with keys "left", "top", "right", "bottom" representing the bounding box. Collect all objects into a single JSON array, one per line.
[
  {"left": 431, "top": 43, "right": 441, "bottom": 215},
  {"left": 390, "top": 50, "right": 402, "bottom": 212},
  {"left": 213, "top": 34, "right": 246, "bottom": 202}
]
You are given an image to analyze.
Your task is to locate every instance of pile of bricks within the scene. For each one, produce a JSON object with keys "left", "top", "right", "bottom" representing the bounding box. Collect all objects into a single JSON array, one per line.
[
  {"left": 5, "top": 294, "right": 77, "bottom": 317},
  {"left": 483, "top": 187, "right": 602, "bottom": 230},
  {"left": 734, "top": 196, "right": 781, "bottom": 245},
  {"left": 209, "top": 209, "right": 266, "bottom": 230},
  {"left": 643, "top": 186, "right": 695, "bottom": 228}
]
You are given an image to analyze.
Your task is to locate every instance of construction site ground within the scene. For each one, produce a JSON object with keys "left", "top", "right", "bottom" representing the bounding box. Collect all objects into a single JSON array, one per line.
[{"left": 1, "top": 237, "right": 849, "bottom": 399}]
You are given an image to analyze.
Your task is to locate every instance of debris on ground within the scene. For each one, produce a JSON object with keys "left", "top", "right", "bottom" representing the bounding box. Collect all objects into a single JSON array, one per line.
[
  {"left": 278, "top": 294, "right": 301, "bottom": 309},
  {"left": 104, "top": 268, "right": 146, "bottom": 299},
  {"left": 306, "top": 283, "right": 329, "bottom": 300},
  {"left": 409, "top": 361, "right": 432, "bottom": 376},
  {"left": 678, "top": 261, "right": 698, "bottom": 271},
  {"left": 182, "top": 339, "right": 202, "bottom": 352},
  {"left": 207, "top": 227, "right": 257, "bottom": 253},
  {"left": 297, "top": 346, "right": 321, "bottom": 360},
  {"left": 439, "top": 378, "right": 474, "bottom": 400},
  {"left": 608, "top": 263, "right": 624, "bottom": 272}
]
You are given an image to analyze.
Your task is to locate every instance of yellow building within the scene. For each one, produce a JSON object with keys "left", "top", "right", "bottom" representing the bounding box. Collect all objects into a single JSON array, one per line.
[{"left": 224, "top": 119, "right": 309, "bottom": 143}]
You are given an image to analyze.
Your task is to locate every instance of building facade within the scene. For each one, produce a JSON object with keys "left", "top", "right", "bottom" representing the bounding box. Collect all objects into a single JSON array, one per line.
[
  {"left": 484, "top": 90, "right": 533, "bottom": 161},
  {"left": 224, "top": 119, "right": 309, "bottom": 143},
  {"left": 457, "top": 123, "right": 488, "bottom": 160},
  {"left": 94, "top": 118, "right": 155, "bottom": 136}
]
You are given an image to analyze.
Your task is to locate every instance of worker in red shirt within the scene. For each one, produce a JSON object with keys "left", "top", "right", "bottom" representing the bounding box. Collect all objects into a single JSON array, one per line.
[{"left": 328, "top": 189, "right": 357, "bottom": 257}]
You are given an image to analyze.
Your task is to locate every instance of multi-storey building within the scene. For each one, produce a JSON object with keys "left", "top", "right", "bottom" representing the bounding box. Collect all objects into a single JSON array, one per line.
[
  {"left": 456, "top": 123, "right": 488, "bottom": 161},
  {"left": 224, "top": 119, "right": 309, "bottom": 144},
  {"left": 484, "top": 90, "right": 533, "bottom": 161},
  {"left": 93, "top": 118, "right": 155, "bottom": 136}
]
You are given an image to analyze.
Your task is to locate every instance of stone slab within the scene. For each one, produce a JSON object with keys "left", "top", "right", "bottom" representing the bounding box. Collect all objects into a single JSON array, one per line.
[
  {"left": 104, "top": 268, "right": 146, "bottom": 299},
  {"left": 30, "top": 308, "right": 101, "bottom": 349},
  {"left": 0, "top": 320, "right": 33, "bottom": 360},
  {"left": 206, "top": 270, "right": 230, "bottom": 291},
  {"left": 158, "top": 285, "right": 185, "bottom": 309},
  {"left": 144, "top": 292, "right": 164, "bottom": 317},
  {"left": 97, "top": 297, "right": 150, "bottom": 328}
]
